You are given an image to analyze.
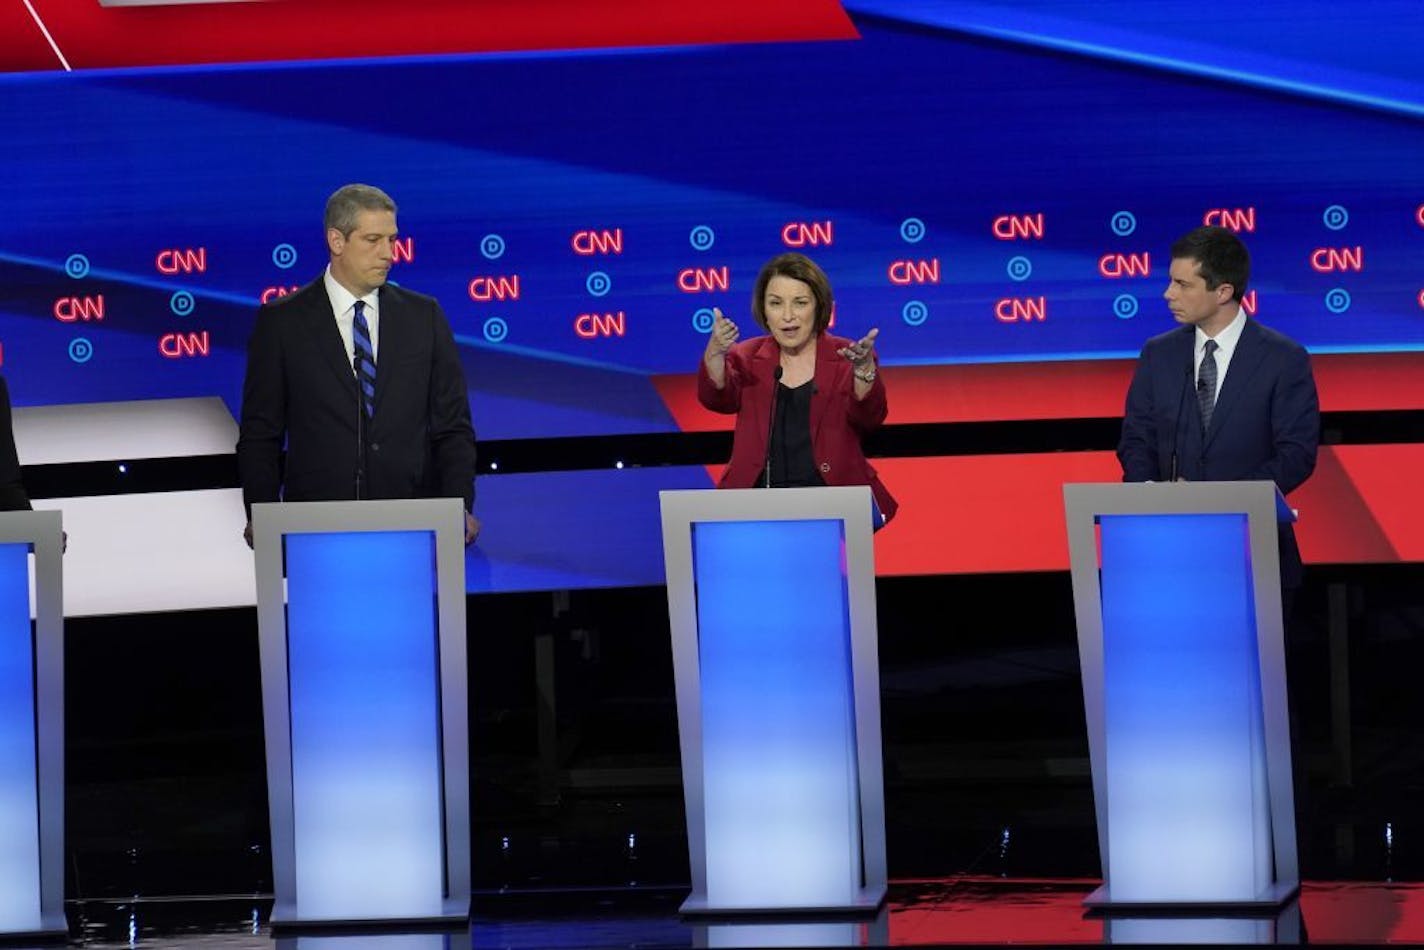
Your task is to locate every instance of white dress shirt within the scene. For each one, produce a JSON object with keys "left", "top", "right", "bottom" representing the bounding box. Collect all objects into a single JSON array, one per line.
[
  {"left": 1194, "top": 305, "right": 1246, "bottom": 402},
  {"left": 323, "top": 266, "right": 381, "bottom": 367}
]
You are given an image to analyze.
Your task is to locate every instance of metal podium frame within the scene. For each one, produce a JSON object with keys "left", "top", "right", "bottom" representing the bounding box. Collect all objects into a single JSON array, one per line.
[
  {"left": 252, "top": 499, "right": 470, "bottom": 929},
  {"left": 660, "top": 486, "right": 887, "bottom": 915},
  {"left": 1064, "top": 481, "right": 1299, "bottom": 909},
  {"left": 0, "top": 511, "right": 65, "bottom": 939}
]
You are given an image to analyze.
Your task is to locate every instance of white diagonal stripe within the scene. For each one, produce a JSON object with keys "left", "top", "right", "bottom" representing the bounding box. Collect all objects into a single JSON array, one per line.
[{"left": 21, "top": 0, "right": 72, "bottom": 72}]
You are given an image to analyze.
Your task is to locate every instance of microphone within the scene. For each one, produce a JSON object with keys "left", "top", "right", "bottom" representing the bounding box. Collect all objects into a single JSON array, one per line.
[
  {"left": 764, "top": 366, "right": 783, "bottom": 489},
  {"left": 353, "top": 355, "right": 366, "bottom": 500},
  {"left": 1169, "top": 361, "right": 1193, "bottom": 482}
]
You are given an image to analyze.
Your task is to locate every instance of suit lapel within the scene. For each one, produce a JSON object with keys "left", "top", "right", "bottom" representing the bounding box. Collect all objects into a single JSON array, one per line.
[
  {"left": 1165, "top": 328, "right": 1204, "bottom": 462},
  {"left": 1204, "top": 319, "right": 1265, "bottom": 448},
  {"left": 372, "top": 286, "right": 403, "bottom": 416},
  {"left": 809, "top": 334, "right": 840, "bottom": 444},
  {"left": 302, "top": 283, "right": 359, "bottom": 398},
  {"left": 752, "top": 336, "right": 779, "bottom": 414}
]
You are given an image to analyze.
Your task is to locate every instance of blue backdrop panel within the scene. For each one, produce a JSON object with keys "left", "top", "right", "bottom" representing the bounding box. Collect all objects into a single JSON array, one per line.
[
  {"left": 691, "top": 519, "right": 860, "bottom": 908},
  {"left": 1099, "top": 513, "right": 1271, "bottom": 902},
  {"left": 465, "top": 464, "right": 713, "bottom": 593},
  {"left": 285, "top": 531, "right": 445, "bottom": 920},
  {"left": 0, "top": 544, "right": 40, "bottom": 931},
  {"left": 3, "top": 5, "right": 1423, "bottom": 440}
]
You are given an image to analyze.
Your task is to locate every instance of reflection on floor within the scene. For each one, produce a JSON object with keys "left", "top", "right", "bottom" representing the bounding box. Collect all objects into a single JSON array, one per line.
[
  {"left": 49, "top": 567, "right": 1424, "bottom": 947},
  {"left": 51, "top": 880, "right": 1424, "bottom": 947}
]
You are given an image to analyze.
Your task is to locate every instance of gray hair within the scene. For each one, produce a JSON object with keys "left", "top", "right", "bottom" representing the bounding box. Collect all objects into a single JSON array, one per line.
[{"left": 324, "top": 183, "right": 397, "bottom": 237}]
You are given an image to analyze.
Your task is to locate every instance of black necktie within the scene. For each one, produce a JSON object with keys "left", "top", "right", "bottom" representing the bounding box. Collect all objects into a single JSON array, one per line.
[
  {"left": 353, "top": 300, "right": 376, "bottom": 419},
  {"left": 1197, "top": 338, "right": 1219, "bottom": 431}
]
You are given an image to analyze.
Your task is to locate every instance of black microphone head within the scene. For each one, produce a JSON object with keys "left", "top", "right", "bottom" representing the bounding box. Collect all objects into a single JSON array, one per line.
[{"left": 772, "top": 366, "right": 784, "bottom": 381}]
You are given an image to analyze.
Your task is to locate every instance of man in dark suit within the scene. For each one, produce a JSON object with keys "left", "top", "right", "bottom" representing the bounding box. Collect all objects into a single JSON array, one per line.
[
  {"left": 1117, "top": 225, "right": 1320, "bottom": 589},
  {"left": 0, "top": 376, "right": 33, "bottom": 512},
  {"left": 237, "top": 184, "right": 479, "bottom": 545}
]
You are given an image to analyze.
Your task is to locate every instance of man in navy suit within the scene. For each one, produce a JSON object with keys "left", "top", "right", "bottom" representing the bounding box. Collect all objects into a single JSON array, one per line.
[
  {"left": 0, "top": 376, "right": 33, "bottom": 512},
  {"left": 237, "top": 184, "right": 479, "bottom": 545},
  {"left": 1117, "top": 225, "right": 1319, "bottom": 589}
]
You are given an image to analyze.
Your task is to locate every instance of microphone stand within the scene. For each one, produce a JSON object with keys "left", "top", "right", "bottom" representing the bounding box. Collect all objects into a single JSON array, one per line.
[
  {"left": 354, "top": 356, "right": 366, "bottom": 500},
  {"left": 763, "top": 365, "right": 783, "bottom": 489},
  {"left": 1170, "top": 360, "right": 1193, "bottom": 483}
]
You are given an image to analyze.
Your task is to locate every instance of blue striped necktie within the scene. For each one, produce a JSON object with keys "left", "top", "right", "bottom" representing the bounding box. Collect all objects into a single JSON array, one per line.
[{"left": 352, "top": 299, "right": 376, "bottom": 419}]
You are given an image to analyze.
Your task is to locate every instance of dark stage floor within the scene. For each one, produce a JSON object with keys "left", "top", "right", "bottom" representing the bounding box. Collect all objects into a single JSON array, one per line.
[
  {"left": 44, "top": 564, "right": 1424, "bottom": 946},
  {"left": 47, "top": 880, "right": 1424, "bottom": 947}
]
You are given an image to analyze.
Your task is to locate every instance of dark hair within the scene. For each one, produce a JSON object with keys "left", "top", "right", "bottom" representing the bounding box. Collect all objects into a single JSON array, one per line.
[
  {"left": 750, "top": 253, "right": 834, "bottom": 333},
  {"left": 324, "top": 183, "right": 397, "bottom": 238},
  {"left": 1170, "top": 226, "right": 1250, "bottom": 302}
]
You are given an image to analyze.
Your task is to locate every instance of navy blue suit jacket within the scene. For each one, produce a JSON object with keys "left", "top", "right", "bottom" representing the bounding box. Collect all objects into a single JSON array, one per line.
[{"left": 1117, "top": 318, "right": 1320, "bottom": 587}]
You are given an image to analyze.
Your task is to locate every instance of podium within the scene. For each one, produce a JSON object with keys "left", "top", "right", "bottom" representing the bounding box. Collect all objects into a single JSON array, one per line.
[
  {"left": 0, "top": 511, "right": 65, "bottom": 939},
  {"left": 252, "top": 500, "right": 470, "bottom": 929},
  {"left": 660, "top": 486, "right": 887, "bottom": 914},
  {"left": 1063, "top": 481, "right": 1299, "bottom": 909}
]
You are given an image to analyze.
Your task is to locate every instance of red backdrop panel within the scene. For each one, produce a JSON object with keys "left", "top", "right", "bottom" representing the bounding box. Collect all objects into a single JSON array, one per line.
[{"left": 3, "top": 0, "right": 859, "bottom": 72}]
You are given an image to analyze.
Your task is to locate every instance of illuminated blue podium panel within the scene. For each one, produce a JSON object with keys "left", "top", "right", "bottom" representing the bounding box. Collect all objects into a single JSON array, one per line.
[
  {"left": 252, "top": 500, "right": 470, "bottom": 929},
  {"left": 0, "top": 511, "right": 65, "bottom": 940},
  {"left": 660, "top": 487, "right": 887, "bottom": 915},
  {"left": 1064, "top": 482, "right": 1298, "bottom": 909}
]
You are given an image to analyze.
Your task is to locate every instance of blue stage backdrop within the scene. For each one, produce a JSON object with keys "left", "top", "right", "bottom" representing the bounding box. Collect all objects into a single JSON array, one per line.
[{"left": 3, "top": 1, "right": 1421, "bottom": 592}]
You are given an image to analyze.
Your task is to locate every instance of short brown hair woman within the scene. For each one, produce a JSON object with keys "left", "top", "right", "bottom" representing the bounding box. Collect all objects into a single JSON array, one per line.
[{"left": 698, "top": 252, "right": 897, "bottom": 526}]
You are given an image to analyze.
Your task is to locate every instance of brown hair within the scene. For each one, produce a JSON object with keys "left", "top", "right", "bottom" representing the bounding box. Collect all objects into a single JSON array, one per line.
[{"left": 750, "top": 252, "right": 834, "bottom": 333}]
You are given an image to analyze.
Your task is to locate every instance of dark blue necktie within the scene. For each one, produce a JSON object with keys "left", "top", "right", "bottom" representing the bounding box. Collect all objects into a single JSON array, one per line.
[
  {"left": 353, "top": 300, "right": 376, "bottom": 419},
  {"left": 1197, "top": 338, "right": 1218, "bottom": 432}
]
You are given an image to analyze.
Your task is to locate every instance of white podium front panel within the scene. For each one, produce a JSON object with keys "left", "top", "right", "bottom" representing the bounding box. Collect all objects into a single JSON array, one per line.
[
  {"left": 1064, "top": 482, "right": 1298, "bottom": 910},
  {"left": 254, "top": 500, "right": 469, "bottom": 929},
  {"left": 0, "top": 511, "right": 65, "bottom": 938},
  {"left": 662, "top": 486, "right": 887, "bottom": 915}
]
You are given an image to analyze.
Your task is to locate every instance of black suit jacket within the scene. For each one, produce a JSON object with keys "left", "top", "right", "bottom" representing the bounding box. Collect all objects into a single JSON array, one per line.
[
  {"left": 236, "top": 279, "right": 476, "bottom": 513},
  {"left": 1117, "top": 318, "right": 1320, "bottom": 587},
  {"left": 0, "top": 376, "right": 32, "bottom": 512}
]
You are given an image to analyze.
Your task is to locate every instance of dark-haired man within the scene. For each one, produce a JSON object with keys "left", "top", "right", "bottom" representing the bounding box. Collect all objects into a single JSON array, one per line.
[{"left": 1117, "top": 225, "right": 1319, "bottom": 589}]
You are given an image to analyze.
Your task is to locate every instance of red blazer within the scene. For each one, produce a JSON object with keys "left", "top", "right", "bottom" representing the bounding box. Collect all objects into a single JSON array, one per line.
[{"left": 697, "top": 332, "right": 898, "bottom": 523}]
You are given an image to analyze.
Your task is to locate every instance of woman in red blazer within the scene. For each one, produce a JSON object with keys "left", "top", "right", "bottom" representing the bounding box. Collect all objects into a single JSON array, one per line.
[{"left": 697, "top": 253, "right": 897, "bottom": 526}]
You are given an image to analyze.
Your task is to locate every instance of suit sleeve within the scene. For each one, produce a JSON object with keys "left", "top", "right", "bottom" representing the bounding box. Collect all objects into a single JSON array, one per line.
[
  {"left": 846, "top": 370, "right": 888, "bottom": 434},
  {"left": 235, "top": 306, "right": 287, "bottom": 516},
  {"left": 1117, "top": 344, "right": 1161, "bottom": 482},
  {"left": 697, "top": 346, "right": 746, "bottom": 414},
  {"left": 426, "top": 302, "right": 478, "bottom": 511},
  {"left": 0, "top": 378, "right": 32, "bottom": 512},
  {"left": 1248, "top": 344, "right": 1319, "bottom": 495}
]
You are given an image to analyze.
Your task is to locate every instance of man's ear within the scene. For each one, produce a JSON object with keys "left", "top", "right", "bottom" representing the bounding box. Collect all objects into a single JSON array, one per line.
[{"left": 326, "top": 227, "right": 345, "bottom": 255}]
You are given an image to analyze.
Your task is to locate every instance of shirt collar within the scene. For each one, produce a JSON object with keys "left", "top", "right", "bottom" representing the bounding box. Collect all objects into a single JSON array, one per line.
[
  {"left": 323, "top": 265, "right": 379, "bottom": 319},
  {"left": 1197, "top": 304, "right": 1246, "bottom": 355}
]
